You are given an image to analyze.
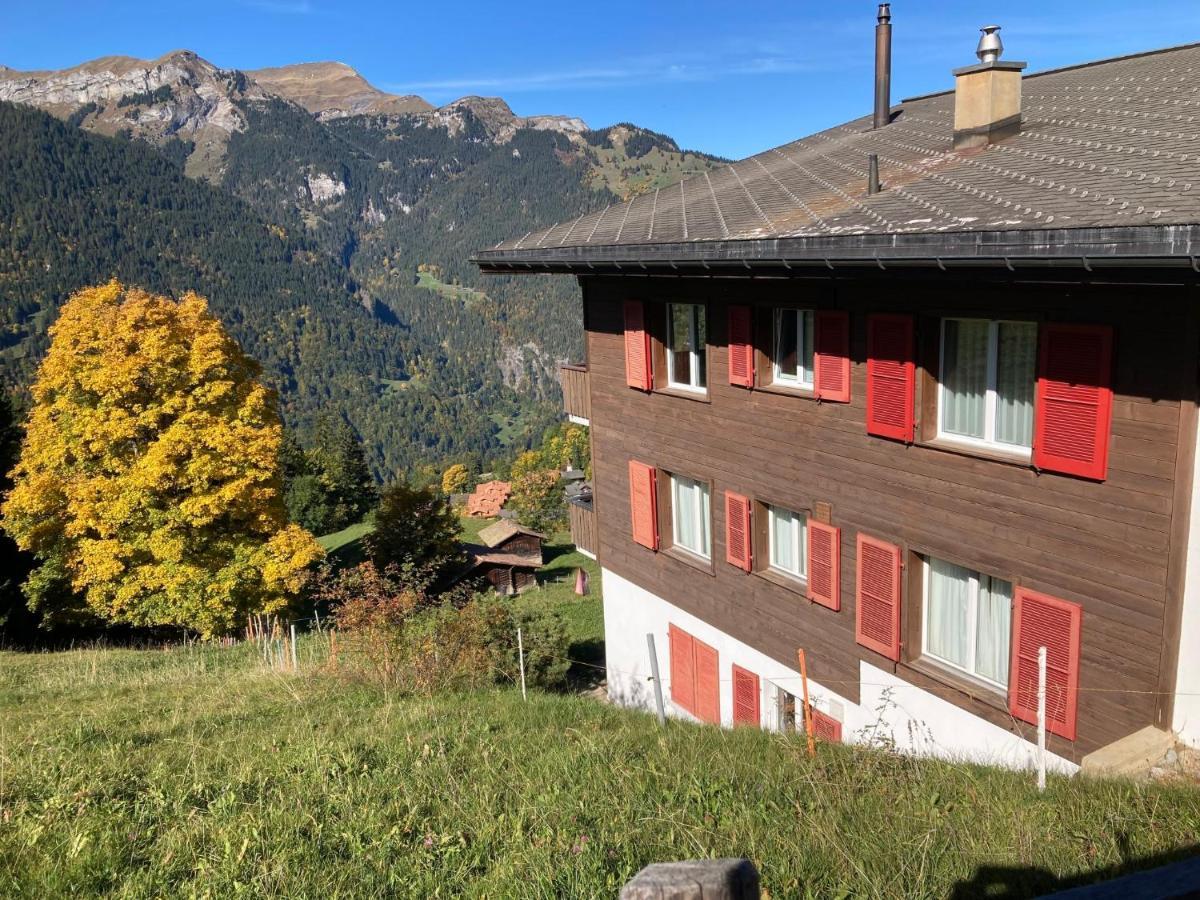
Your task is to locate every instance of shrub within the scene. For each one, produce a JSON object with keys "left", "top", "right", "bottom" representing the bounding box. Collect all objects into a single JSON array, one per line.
[{"left": 366, "top": 479, "right": 463, "bottom": 577}]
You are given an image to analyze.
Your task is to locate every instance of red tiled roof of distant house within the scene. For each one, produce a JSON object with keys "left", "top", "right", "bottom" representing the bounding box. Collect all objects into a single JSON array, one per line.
[{"left": 465, "top": 480, "right": 512, "bottom": 517}]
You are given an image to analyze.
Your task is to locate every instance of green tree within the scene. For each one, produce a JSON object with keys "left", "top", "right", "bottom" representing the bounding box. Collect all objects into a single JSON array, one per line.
[
  {"left": 509, "top": 469, "right": 565, "bottom": 534},
  {"left": 366, "top": 479, "right": 463, "bottom": 578},
  {"left": 312, "top": 415, "right": 378, "bottom": 531},
  {"left": 0, "top": 389, "right": 32, "bottom": 635},
  {"left": 0, "top": 282, "right": 324, "bottom": 636}
]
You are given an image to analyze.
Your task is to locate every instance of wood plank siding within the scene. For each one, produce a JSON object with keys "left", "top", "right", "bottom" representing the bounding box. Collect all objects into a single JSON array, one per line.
[
  {"left": 582, "top": 274, "right": 1198, "bottom": 761},
  {"left": 560, "top": 364, "right": 591, "bottom": 422},
  {"left": 569, "top": 501, "right": 598, "bottom": 557}
]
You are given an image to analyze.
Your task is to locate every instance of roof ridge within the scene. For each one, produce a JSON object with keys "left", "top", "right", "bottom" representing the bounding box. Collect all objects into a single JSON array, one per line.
[{"left": 900, "top": 40, "right": 1200, "bottom": 104}]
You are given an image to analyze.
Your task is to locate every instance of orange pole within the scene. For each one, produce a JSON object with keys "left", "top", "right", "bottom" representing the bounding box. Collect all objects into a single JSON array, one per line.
[{"left": 798, "top": 649, "right": 816, "bottom": 758}]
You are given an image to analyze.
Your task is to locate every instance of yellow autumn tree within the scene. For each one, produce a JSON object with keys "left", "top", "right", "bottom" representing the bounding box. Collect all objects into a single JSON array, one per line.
[
  {"left": 440, "top": 463, "right": 469, "bottom": 496},
  {"left": 1, "top": 282, "right": 324, "bottom": 636}
]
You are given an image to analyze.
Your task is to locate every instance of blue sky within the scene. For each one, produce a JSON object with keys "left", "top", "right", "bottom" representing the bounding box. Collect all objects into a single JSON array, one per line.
[{"left": 2, "top": 1, "right": 1199, "bottom": 159}]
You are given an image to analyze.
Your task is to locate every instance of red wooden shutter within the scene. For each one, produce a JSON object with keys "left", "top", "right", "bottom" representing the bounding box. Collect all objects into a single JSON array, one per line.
[
  {"left": 810, "top": 707, "right": 843, "bottom": 743},
  {"left": 724, "top": 491, "right": 753, "bottom": 572},
  {"left": 806, "top": 520, "right": 841, "bottom": 611},
  {"left": 694, "top": 638, "right": 720, "bottom": 724},
  {"left": 1009, "top": 588, "right": 1083, "bottom": 742},
  {"left": 628, "top": 460, "right": 659, "bottom": 550},
  {"left": 668, "top": 624, "right": 696, "bottom": 713},
  {"left": 727, "top": 305, "right": 755, "bottom": 388},
  {"left": 866, "top": 314, "right": 915, "bottom": 442},
  {"left": 814, "top": 310, "right": 851, "bottom": 403},
  {"left": 623, "top": 300, "right": 653, "bottom": 391},
  {"left": 1033, "top": 324, "right": 1114, "bottom": 481},
  {"left": 855, "top": 534, "right": 902, "bottom": 661},
  {"left": 732, "top": 665, "right": 761, "bottom": 726}
]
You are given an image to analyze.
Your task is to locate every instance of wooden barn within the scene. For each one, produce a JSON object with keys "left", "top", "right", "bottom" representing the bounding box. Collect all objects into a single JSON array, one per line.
[{"left": 461, "top": 521, "right": 545, "bottom": 595}]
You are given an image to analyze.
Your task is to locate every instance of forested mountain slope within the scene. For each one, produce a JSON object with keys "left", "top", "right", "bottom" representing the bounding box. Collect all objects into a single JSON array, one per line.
[{"left": 0, "top": 53, "right": 721, "bottom": 477}]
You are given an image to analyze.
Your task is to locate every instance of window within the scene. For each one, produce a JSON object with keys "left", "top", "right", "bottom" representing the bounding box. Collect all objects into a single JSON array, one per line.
[
  {"left": 773, "top": 308, "right": 815, "bottom": 388},
  {"left": 770, "top": 682, "right": 799, "bottom": 733},
  {"left": 939, "top": 318, "right": 1036, "bottom": 454},
  {"left": 671, "top": 474, "right": 711, "bottom": 559},
  {"left": 922, "top": 556, "right": 1012, "bottom": 689},
  {"left": 666, "top": 303, "right": 707, "bottom": 392},
  {"left": 767, "top": 505, "right": 807, "bottom": 580}
]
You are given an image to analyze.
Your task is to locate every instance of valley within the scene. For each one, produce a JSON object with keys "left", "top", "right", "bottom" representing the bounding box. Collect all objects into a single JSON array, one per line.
[{"left": 0, "top": 51, "right": 720, "bottom": 477}]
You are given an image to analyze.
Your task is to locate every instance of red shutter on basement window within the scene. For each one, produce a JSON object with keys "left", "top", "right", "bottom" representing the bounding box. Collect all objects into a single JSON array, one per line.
[
  {"left": 810, "top": 707, "right": 843, "bottom": 743},
  {"left": 806, "top": 520, "right": 841, "bottom": 611},
  {"left": 623, "top": 300, "right": 653, "bottom": 391},
  {"left": 732, "top": 665, "right": 761, "bottom": 726},
  {"left": 1033, "top": 324, "right": 1114, "bottom": 481},
  {"left": 855, "top": 534, "right": 902, "bottom": 661},
  {"left": 727, "top": 305, "right": 755, "bottom": 388},
  {"left": 866, "top": 314, "right": 915, "bottom": 442},
  {"left": 628, "top": 461, "right": 659, "bottom": 550},
  {"left": 814, "top": 310, "right": 851, "bottom": 403},
  {"left": 1009, "top": 588, "right": 1082, "bottom": 742},
  {"left": 724, "top": 491, "right": 753, "bottom": 572},
  {"left": 668, "top": 624, "right": 696, "bottom": 714},
  {"left": 694, "top": 638, "right": 721, "bottom": 724}
]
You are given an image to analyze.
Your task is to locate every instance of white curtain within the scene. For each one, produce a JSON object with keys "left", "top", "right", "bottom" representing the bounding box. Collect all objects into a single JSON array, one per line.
[
  {"left": 800, "top": 310, "right": 815, "bottom": 385},
  {"left": 976, "top": 577, "right": 1012, "bottom": 685},
  {"left": 927, "top": 558, "right": 971, "bottom": 669},
  {"left": 673, "top": 477, "right": 695, "bottom": 552},
  {"left": 770, "top": 507, "right": 805, "bottom": 576},
  {"left": 942, "top": 319, "right": 988, "bottom": 439},
  {"left": 995, "top": 323, "right": 1036, "bottom": 448}
]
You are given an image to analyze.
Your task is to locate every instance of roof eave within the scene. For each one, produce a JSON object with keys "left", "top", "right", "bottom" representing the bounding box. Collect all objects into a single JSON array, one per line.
[{"left": 473, "top": 223, "right": 1200, "bottom": 274}]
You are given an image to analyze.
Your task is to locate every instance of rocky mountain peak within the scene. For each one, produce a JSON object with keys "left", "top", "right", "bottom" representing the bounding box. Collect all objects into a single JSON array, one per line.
[{"left": 246, "top": 60, "right": 431, "bottom": 119}]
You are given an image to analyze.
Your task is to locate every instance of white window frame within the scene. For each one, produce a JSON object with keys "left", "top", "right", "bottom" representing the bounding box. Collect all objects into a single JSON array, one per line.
[
  {"left": 937, "top": 317, "right": 1035, "bottom": 459},
  {"left": 772, "top": 308, "right": 815, "bottom": 390},
  {"left": 920, "top": 557, "right": 1011, "bottom": 691},
  {"left": 766, "top": 504, "right": 807, "bottom": 581},
  {"left": 768, "top": 681, "right": 800, "bottom": 734},
  {"left": 670, "top": 473, "right": 711, "bottom": 560},
  {"left": 666, "top": 303, "right": 707, "bottom": 393}
]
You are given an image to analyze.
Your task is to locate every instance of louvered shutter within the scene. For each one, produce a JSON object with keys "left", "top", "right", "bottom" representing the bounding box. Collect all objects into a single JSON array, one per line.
[
  {"left": 628, "top": 461, "right": 659, "bottom": 550},
  {"left": 806, "top": 520, "right": 841, "bottom": 611},
  {"left": 1009, "top": 588, "right": 1082, "bottom": 741},
  {"left": 866, "top": 314, "right": 915, "bottom": 441},
  {"left": 727, "top": 305, "right": 755, "bottom": 388},
  {"left": 855, "top": 534, "right": 902, "bottom": 661},
  {"left": 814, "top": 310, "right": 851, "bottom": 403},
  {"left": 724, "top": 491, "right": 753, "bottom": 572},
  {"left": 810, "top": 707, "right": 843, "bottom": 743},
  {"left": 694, "top": 638, "right": 720, "bottom": 724},
  {"left": 668, "top": 624, "right": 695, "bottom": 713},
  {"left": 1033, "top": 324, "right": 1114, "bottom": 481},
  {"left": 732, "top": 665, "right": 761, "bottom": 726},
  {"left": 623, "top": 300, "right": 653, "bottom": 391}
]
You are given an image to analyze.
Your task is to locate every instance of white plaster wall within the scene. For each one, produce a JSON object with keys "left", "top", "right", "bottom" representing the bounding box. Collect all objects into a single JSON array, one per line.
[
  {"left": 1173, "top": 413, "right": 1200, "bottom": 746},
  {"left": 602, "top": 567, "right": 1077, "bottom": 775}
]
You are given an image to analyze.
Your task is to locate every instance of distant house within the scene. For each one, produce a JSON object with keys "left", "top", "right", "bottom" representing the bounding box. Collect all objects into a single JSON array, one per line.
[
  {"left": 476, "top": 11, "right": 1200, "bottom": 773},
  {"left": 462, "top": 520, "right": 545, "bottom": 595},
  {"left": 465, "top": 480, "right": 512, "bottom": 517}
]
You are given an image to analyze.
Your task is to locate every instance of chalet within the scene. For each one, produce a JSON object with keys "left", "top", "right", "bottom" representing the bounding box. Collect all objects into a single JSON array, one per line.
[
  {"left": 462, "top": 520, "right": 545, "bottom": 595},
  {"left": 475, "top": 9, "right": 1200, "bottom": 773}
]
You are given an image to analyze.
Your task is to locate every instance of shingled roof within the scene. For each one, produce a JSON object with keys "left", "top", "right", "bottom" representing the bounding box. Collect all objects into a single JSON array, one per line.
[{"left": 476, "top": 43, "right": 1200, "bottom": 270}]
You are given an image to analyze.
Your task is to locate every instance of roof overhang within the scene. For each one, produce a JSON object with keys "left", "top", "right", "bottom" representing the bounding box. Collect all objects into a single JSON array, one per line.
[{"left": 473, "top": 223, "right": 1200, "bottom": 275}]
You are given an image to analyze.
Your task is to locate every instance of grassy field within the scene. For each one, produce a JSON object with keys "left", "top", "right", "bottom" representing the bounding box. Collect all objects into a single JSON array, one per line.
[{"left": 3, "top": 642, "right": 1200, "bottom": 898}]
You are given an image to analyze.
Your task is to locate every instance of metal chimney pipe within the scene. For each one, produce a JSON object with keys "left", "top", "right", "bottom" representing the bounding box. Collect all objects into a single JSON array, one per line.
[
  {"left": 873, "top": 3, "right": 893, "bottom": 129},
  {"left": 868, "top": 154, "right": 881, "bottom": 194}
]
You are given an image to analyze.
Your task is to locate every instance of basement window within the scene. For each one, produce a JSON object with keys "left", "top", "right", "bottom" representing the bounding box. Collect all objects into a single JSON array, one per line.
[
  {"left": 666, "top": 303, "right": 707, "bottom": 392},
  {"left": 938, "top": 318, "right": 1036, "bottom": 456}
]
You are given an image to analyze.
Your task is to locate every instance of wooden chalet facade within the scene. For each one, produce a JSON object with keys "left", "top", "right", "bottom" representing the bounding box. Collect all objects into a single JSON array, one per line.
[
  {"left": 475, "top": 21, "right": 1200, "bottom": 770},
  {"left": 462, "top": 520, "right": 545, "bottom": 596}
]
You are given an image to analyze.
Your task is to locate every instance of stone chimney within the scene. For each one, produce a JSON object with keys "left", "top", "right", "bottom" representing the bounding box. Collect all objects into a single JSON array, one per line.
[{"left": 952, "top": 25, "right": 1027, "bottom": 150}]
